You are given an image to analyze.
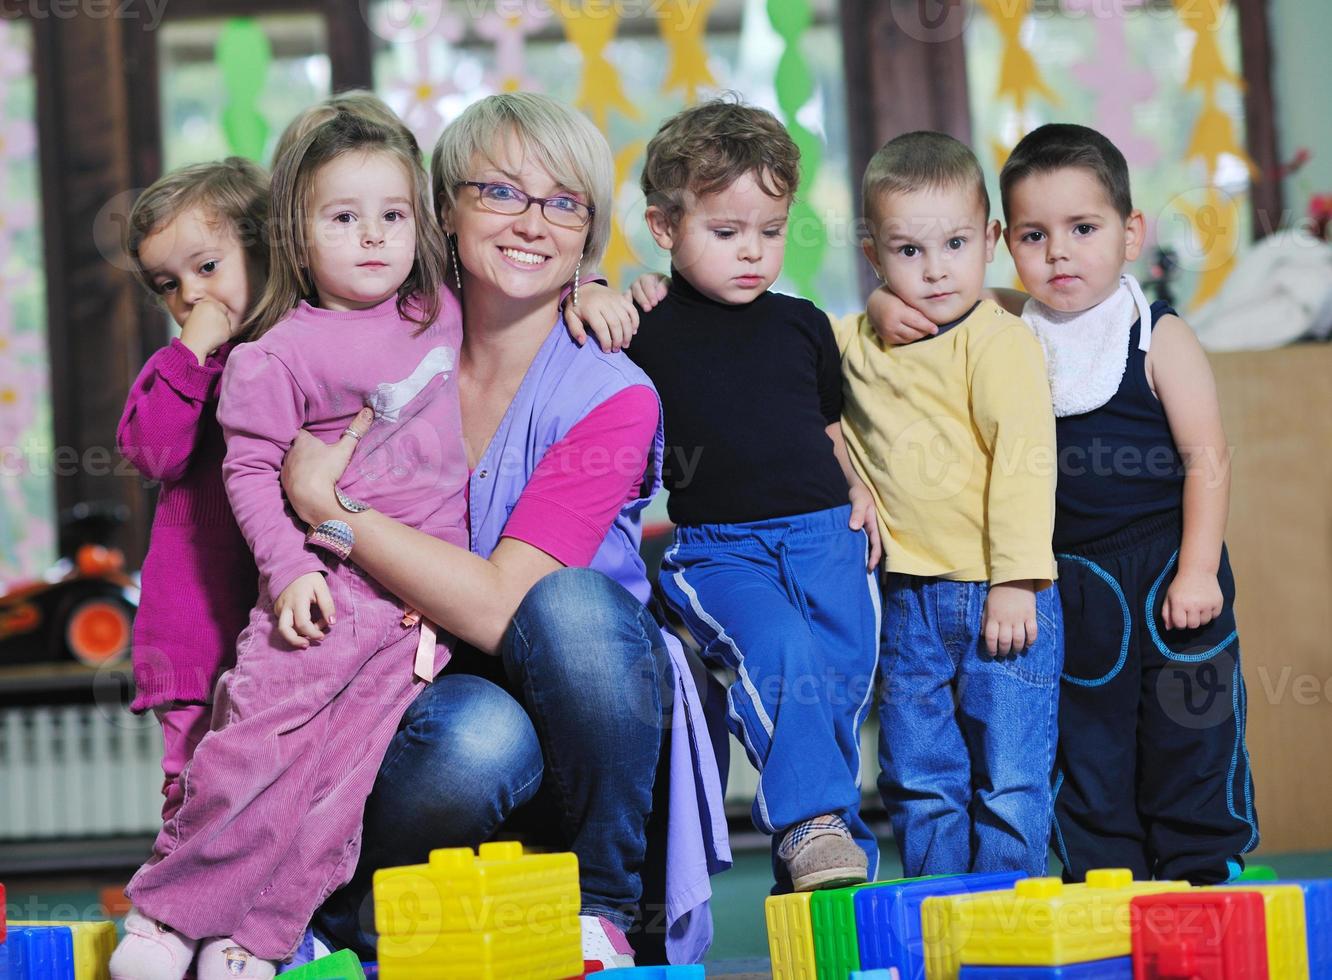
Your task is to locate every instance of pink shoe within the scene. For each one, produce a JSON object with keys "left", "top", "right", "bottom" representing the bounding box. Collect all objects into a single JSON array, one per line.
[
  {"left": 579, "top": 914, "right": 635, "bottom": 970},
  {"left": 109, "top": 907, "right": 198, "bottom": 980},
  {"left": 194, "top": 938, "right": 277, "bottom": 980}
]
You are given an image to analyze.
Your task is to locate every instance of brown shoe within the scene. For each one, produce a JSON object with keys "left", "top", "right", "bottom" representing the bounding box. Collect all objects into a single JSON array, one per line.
[{"left": 777, "top": 814, "right": 869, "bottom": 891}]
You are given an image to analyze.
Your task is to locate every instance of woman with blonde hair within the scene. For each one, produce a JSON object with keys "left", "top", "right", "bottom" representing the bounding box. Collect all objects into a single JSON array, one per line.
[{"left": 282, "top": 93, "right": 729, "bottom": 968}]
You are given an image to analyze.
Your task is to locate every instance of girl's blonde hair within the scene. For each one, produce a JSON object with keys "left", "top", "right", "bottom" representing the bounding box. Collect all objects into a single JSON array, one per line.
[
  {"left": 430, "top": 93, "right": 613, "bottom": 267},
  {"left": 126, "top": 157, "right": 270, "bottom": 336},
  {"left": 248, "top": 90, "right": 447, "bottom": 339}
]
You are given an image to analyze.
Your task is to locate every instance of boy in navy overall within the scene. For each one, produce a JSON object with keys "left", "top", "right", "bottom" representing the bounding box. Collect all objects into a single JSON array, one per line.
[{"left": 1000, "top": 124, "right": 1258, "bottom": 883}]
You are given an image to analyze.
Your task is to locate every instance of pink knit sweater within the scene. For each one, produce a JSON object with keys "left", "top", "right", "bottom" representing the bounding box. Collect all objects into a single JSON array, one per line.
[{"left": 117, "top": 338, "right": 257, "bottom": 711}]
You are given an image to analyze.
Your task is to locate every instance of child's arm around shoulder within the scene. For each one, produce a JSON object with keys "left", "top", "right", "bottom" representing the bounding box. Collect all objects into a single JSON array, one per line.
[
  {"left": 561, "top": 277, "right": 640, "bottom": 353},
  {"left": 1145, "top": 312, "right": 1229, "bottom": 630}
]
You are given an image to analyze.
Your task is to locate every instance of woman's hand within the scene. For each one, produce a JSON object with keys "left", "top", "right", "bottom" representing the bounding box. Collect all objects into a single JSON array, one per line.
[{"left": 281, "top": 407, "right": 374, "bottom": 525}]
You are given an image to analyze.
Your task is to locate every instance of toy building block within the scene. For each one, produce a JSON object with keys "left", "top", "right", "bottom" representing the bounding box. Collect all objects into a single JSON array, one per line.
[
  {"left": 373, "top": 841, "right": 582, "bottom": 980},
  {"left": 1, "top": 881, "right": 5, "bottom": 943},
  {"left": 276, "top": 949, "right": 367, "bottom": 980},
  {"left": 1273, "top": 880, "right": 1332, "bottom": 980},
  {"left": 925, "top": 869, "right": 1189, "bottom": 974},
  {"left": 855, "top": 871, "right": 1029, "bottom": 980},
  {"left": 767, "top": 891, "right": 819, "bottom": 980},
  {"left": 1233, "top": 865, "right": 1279, "bottom": 882},
  {"left": 590, "top": 967, "right": 707, "bottom": 977},
  {"left": 1, "top": 925, "right": 76, "bottom": 980},
  {"left": 10, "top": 919, "right": 116, "bottom": 980},
  {"left": 850, "top": 972, "right": 897, "bottom": 980},
  {"left": 1203, "top": 885, "right": 1309, "bottom": 980},
  {"left": 1130, "top": 891, "right": 1269, "bottom": 980},
  {"left": 98, "top": 885, "right": 131, "bottom": 919},
  {"left": 958, "top": 958, "right": 1133, "bottom": 978},
  {"left": 810, "top": 875, "right": 929, "bottom": 980}
]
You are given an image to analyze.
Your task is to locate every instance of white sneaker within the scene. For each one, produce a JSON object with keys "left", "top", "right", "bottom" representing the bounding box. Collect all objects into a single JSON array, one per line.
[
  {"left": 109, "top": 907, "right": 198, "bottom": 980},
  {"left": 579, "top": 914, "right": 635, "bottom": 971},
  {"left": 195, "top": 937, "right": 277, "bottom": 980}
]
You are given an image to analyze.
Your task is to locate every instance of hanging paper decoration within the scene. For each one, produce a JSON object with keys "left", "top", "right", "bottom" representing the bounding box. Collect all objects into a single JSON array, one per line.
[
  {"left": 767, "top": 0, "right": 825, "bottom": 305},
  {"left": 0, "top": 18, "right": 55, "bottom": 581},
  {"left": 1174, "top": 0, "right": 1255, "bottom": 306},
  {"left": 216, "top": 19, "right": 272, "bottom": 161},
  {"left": 476, "top": 3, "right": 550, "bottom": 94},
  {"left": 1065, "top": 0, "right": 1158, "bottom": 167},
  {"left": 602, "top": 140, "right": 647, "bottom": 289},
  {"left": 978, "top": 0, "right": 1060, "bottom": 117},
  {"left": 377, "top": 1, "right": 464, "bottom": 149},
  {"left": 557, "top": 3, "right": 639, "bottom": 130},
  {"left": 658, "top": 0, "right": 717, "bottom": 103}
]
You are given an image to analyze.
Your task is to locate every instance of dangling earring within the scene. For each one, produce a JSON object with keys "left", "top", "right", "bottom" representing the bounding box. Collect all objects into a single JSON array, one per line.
[
  {"left": 449, "top": 235, "right": 462, "bottom": 293},
  {"left": 572, "top": 255, "right": 583, "bottom": 311}
]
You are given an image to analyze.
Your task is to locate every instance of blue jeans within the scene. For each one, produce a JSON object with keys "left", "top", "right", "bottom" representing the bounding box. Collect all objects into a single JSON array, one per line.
[
  {"left": 877, "top": 574, "right": 1063, "bottom": 877},
  {"left": 314, "top": 568, "right": 673, "bottom": 956}
]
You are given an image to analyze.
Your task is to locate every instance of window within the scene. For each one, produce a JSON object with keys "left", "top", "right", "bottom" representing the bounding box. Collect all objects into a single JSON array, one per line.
[
  {"left": 0, "top": 17, "right": 54, "bottom": 581},
  {"left": 369, "top": 0, "right": 861, "bottom": 313},
  {"left": 158, "top": 14, "right": 331, "bottom": 170},
  {"left": 964, "top": 0, "right": 1253, "bottom": 311}
]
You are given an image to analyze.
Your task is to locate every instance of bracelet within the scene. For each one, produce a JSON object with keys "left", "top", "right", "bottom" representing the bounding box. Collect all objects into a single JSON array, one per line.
[
  {"left": 335, "top": 486, "right": 371, "bottom": 513},
  {"left": 306, "top": 519, "right": 354, "bottom": 560}
]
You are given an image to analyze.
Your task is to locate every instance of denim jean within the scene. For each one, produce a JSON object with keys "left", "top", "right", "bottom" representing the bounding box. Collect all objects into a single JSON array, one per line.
[
  {"left": 877, "top": 574, "right": 1063, "bottom": 878},
  {"left": 315, "top": 568, "right": 673, "bottom": 957}
]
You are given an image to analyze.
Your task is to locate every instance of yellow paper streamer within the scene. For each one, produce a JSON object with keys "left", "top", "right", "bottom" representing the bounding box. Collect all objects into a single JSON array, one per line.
[
  {"left": 978, "top": 0, "right": 1060, "bottom": 115},
  {"left": 658, "top": 0, "right": 716, "bottom": 102},
  {"left": 601, "top": 140, "right": 647, "bottom": 290},
  {"left": 558, "top": 4, "right": 640, "bottom": 129},
  {"left": 1174, "top": 0, "right": 1253, "bottom": 304}
]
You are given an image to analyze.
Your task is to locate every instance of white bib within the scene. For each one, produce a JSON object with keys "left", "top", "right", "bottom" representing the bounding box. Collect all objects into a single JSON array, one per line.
[{"left": 1022, "top": 274, "right": 1155, "bottom": 418}]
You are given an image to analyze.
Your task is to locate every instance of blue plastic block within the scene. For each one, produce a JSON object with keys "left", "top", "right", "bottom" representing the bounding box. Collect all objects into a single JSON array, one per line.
[
  {"left": 1271, "top": 879, "right": 1332, "bottom": 980},
  {"left": 592, "top": 968, "right": 706, "bottom": 978},
  {"left": 957, "top": 958, "right": 1133, "bottom": 979},
  {"left": 856, "top": 870, "right": 1028, "bottom": 980},
  {"left": 3, "top": 925, "right": 76, "bottom": 980},
  {"left": 850, "top": 972, "right": 897, "bottom": 980}
]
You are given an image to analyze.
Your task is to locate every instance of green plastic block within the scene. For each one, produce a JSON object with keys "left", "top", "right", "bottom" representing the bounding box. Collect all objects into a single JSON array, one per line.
[
  {"left": 280, "top": 949, "right": 366, "bottom": 980},
  {"left": 811, "top": 875, "right": 946, "bottom": 980},
  {"left": 1235, "top": 864, "right": 1279, "bottom": 881}
]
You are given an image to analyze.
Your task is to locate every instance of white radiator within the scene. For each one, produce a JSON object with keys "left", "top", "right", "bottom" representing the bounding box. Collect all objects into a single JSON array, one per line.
[{"left": 0, "top": 704, "right": 164, "bottom": 839}]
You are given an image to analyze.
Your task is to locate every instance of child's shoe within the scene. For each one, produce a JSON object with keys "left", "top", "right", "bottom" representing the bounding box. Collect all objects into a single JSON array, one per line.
[
  {"left": 195, "top": 937, "right": 277, "bottom": 980},
  {"left": 109, "top": 907, "right": 198, "bottom": 980},
  {"left": 580, "top": 914, "right": 635, "bottom": 970},
  {"left": 778, "top": 813, "right": 869, "bottom": 891}
]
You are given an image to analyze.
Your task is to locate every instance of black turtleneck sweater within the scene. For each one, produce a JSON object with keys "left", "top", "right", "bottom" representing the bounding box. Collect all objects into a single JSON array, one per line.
[{"left": 626, "top": 270, "right": 848, "bottom": 527}]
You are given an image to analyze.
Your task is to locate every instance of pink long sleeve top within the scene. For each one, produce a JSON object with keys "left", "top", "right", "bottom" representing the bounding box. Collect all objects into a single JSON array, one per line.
[
  {"left": 117, "top": 338, "right": 257, "bottom": 711},
  {"left": 217, "top": 289, "right": 469, "bottom": 604}
]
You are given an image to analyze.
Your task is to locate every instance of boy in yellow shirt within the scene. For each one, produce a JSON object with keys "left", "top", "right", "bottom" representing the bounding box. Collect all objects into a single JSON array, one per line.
[{"left": 832, "top": 131, "right": 1061, "bottom": 877}]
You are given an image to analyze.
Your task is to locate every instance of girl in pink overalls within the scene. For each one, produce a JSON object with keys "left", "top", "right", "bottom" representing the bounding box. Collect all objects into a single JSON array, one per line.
[{"left": 112, "top": 94, "right": 468, "bottom": 980}]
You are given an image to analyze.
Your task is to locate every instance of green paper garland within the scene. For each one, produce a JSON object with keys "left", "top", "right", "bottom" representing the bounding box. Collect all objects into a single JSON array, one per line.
[
  {"left": 217, "top": 18, "right": 272, "bottom": 162},
  {"left": 767, "top": 0, "right": 824, "bottom": 305}
]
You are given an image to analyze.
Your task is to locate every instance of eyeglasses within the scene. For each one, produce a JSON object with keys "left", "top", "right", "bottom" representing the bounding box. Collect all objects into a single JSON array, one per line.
[{"left": 457, "top": 181, "right": 595, "bottom": 230}]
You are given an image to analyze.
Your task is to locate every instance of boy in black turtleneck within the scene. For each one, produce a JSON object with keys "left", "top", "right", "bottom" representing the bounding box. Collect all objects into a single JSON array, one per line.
[{"left": 582, "top": 99, "right": 883, "bottom": 894}]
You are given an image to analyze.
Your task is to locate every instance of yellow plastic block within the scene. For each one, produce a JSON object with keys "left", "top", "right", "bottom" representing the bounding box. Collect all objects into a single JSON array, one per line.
[
  {"left": 373, "top": 841, "right": 579, "bottom": 938},
  {"left": 1202, "top": 885, "right": 1310, "bottom": 980},
  {"left": 765, "top": 891, "right": 818, "bottom": 980},
  {"left": 376, "top": 914, "right": 582, "bottom": 980},
  {"left": 10, "top": 920, "right": 116, "bottom": 980},
  {"left": 924, "top": 869, "right": 1190, "bottom": 974}
]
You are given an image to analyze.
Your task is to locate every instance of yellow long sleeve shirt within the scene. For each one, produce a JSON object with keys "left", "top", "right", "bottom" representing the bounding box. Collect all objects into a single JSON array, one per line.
[{"left": 831, "top": 300, "right": 1058, "bottom": 585}]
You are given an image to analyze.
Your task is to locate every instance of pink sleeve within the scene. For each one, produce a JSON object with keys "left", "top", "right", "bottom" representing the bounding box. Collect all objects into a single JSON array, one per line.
[
  {"left": 502, "top": 385, "right": 659, "bottom": 567},
  {"left": 218, "top": 344, "right": 325, "bottom": 602},
  {"left": 116, "top": 339, "right": 224, "bottom": 483}
]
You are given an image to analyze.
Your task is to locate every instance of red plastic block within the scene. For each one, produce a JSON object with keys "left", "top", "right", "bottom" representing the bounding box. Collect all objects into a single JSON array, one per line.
[{"left": 1131, "top": 891, "right": 1269, "bottom": 980}]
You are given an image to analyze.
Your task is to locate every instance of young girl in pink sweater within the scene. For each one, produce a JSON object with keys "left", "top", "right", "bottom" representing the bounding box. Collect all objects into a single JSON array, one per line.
[
  {"left": 118, "top": 157, "right": 269, "bottom": 825},
  {"left": 112, "top": 95, "right": 469, "bottom": 980}
]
